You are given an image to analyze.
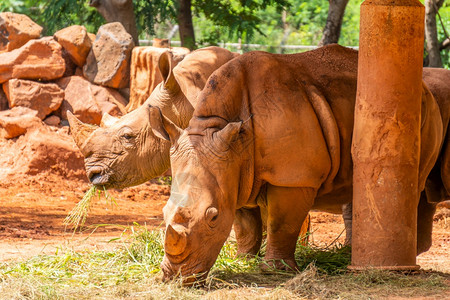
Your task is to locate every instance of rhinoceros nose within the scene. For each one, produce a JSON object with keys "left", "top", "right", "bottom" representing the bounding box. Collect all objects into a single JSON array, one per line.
[{"left": 87, "top": 167, "right": 109, "bottom": 186}]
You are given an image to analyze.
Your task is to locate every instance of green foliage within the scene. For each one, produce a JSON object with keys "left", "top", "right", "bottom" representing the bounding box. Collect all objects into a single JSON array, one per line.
[
  {"left": 437, "top": 2, "right": 450, "bottom": 68},
  {"left": 0, "top": 0, "right": 103, "bottom": 35},
  {"left": 134, "top": 0, "right": 176, "bottom": 38},
  {"left": 1, "top": 0, "right": 447, "bottom": 66}
]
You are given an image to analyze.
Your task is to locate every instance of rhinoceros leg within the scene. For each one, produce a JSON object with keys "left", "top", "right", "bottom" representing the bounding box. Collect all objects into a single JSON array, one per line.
[
  {"left": 234, "top": 207, "right": 263, "bottom": 257},
  {"left": 417, "top": 191, "right": 437, "bottom": 255},
  {"left": 341, "top": 202, "right": 353, "bottom": 246},
  {"left": 261, "top": 185, "right": 316, "bottom": 272}
]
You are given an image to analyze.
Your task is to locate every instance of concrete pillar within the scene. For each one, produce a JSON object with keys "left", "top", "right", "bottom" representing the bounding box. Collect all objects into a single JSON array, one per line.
[{"left": 350, "top": 0, "right": 424, "bottom": 270}]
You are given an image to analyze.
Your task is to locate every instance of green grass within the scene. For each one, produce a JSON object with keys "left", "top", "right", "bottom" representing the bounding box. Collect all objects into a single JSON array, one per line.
[{"left": 0, "top": 225, "right": 448, "bottom": 299}]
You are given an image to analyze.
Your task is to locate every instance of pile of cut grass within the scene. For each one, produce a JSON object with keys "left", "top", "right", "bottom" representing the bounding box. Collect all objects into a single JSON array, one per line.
[{"left": 1, "top": 225, "right": 448, "bottom": 299}]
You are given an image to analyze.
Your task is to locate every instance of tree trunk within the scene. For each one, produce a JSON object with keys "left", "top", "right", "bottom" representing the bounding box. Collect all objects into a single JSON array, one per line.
[
  {"left": 280, "top": 10, "right": 291, "bottom": 54},
  {"left": 177, "top": 0, "right": 196, "bottom": 50},
  {"left": 318, "top": 0, "right": 350, "bottom": 46},
  {"left": 425, "top": 0, "right": 445, "bottom": 67},
  {"left": 89, "top": 0, "right": 139, "bottom": 46}
]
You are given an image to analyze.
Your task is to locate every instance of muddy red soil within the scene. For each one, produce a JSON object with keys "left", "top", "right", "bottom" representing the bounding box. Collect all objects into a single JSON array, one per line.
[{"left": 0, "top": 173, "right": 449, "bottom": 275}]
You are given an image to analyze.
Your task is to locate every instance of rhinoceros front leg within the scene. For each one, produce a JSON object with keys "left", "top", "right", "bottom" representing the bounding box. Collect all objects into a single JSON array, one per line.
[
  {"left": 262, "top": 185, "right": 316, "bottom": 272},
  {"left": 234, "top": 207, "right": 263, "bottom": 257}
]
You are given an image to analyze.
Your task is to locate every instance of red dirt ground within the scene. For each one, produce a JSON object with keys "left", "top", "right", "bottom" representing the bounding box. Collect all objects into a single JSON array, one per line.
[{"left": 0, "top": 173, "right": 449, "bottom": 275}]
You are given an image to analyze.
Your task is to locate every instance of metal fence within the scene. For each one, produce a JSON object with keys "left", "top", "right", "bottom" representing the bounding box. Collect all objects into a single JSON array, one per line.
[{"left": 139, "top": 39, "right": 358, "bottom": 54}]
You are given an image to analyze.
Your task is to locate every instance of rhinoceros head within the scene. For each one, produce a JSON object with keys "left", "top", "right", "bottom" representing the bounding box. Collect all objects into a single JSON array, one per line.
[
  {"left": 149, "top": 106, "right": 246, "bottom": 284},
  {"left": 68, "top": 105, "right": 172, "bottom": 189},
  {"left": 67, "top": 51, "right": 190, "bottom": 189}
]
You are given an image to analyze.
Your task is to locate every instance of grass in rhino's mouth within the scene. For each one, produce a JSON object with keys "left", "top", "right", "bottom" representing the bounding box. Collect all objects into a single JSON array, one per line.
[{"left": 64, "top": 185, "right": 116, "bottom": 230}]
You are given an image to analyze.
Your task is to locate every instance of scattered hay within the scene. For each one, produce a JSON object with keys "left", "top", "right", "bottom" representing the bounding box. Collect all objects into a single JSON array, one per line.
[
  {"left": 1, "top": 226, "right": 448, "bottom": 299},
  {"left": 63, "top": 185, "right": 115, "bottom": 230},
  {"left": 285, "top": 263, "right": 335, "bottom": 298}
]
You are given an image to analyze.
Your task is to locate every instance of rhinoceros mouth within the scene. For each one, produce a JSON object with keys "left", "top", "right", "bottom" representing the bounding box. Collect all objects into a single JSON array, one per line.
[
  {"left": 161, "top": 257, "right": 209, "bottom": 285},
  {"left": 86, "top": 167, "right": 112, "bottom": 187},
  {"left": 90, "top": 173, "right": 110, "bottom": 186}
]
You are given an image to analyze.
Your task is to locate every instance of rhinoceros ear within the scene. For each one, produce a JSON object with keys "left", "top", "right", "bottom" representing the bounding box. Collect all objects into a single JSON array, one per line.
[
  {"left": 158, "top": 50, "right": 180, "bottom": 92},
  {"left": 213, "top": 121, "right": 242, "bottom": 152},
  {"left": 100, "top": 113, "right": 119, "bottom": 128},
  {"left": 149, "top": 105, "right": 182, "bottom": 143}
]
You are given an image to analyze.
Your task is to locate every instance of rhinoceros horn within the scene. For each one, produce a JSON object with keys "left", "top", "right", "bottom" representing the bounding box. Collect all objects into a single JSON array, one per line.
[
  {"left": 100, "top": 112, "right": 119, "bottom": 128},
  {"left": 165, "top": 224, "right": 187, "bottom": 256},
  {"left": 67, "top": 111, "right": 98, "bottom": 153}
]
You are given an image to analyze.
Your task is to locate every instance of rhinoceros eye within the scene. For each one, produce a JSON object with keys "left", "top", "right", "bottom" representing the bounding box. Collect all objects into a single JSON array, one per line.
[
  {"left": 205, "top": 207, "right": 219, "bottom": 228},
  {"left": 122, "top": 133, "right": 134, "bottom": 140}
]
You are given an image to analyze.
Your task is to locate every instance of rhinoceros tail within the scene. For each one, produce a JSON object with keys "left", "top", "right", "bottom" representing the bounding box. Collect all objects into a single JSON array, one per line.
[{"left": 305, "top": 85, "right": 340, "bottom": 194}]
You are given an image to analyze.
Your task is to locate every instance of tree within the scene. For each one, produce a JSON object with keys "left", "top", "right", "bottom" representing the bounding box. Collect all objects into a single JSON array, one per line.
[
  {"left": 177, "top": 0, "right": 196, "bottom": 50},
  {"left": 318, "top": 0, "right": 350, "bottom": 46},
  {"left": 89, "top": 0, "right": 139, "bottom": 45},
  {"left": 425, "top": 0, "right": 446, "bottom": 67}
]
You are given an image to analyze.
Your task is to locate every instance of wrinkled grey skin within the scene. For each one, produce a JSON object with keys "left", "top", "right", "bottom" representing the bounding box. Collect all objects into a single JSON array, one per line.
[{"left": 68, "top": 47, "right": 239, "bottom": 189}]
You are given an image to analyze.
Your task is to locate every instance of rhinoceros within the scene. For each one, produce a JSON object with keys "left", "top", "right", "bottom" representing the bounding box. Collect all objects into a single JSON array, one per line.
[
  {"left": 149, "top": 44, "right": 446, "bottom": 283},
  {"left": 67, "top": 45, "right": 309, "bottom": 254},
  {"left": 68, "top": 46, "right": 239, "bottom": 189}
]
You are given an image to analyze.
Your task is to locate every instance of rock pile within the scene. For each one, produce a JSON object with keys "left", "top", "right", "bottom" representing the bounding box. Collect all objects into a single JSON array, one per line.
[{"left": 0, "top": 12, "right": 189, "bottom": 181}]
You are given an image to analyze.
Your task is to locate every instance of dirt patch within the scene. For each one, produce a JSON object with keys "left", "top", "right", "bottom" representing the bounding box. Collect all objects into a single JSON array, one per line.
[{"left": 0, "top": 173, "right": 169, "bottom": 260}]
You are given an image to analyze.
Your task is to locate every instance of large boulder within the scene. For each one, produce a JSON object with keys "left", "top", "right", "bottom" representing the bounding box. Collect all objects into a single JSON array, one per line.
[
  {"left": 0, "top": 106, "right": 42, "bottom": 139},
  {"left": 54, "top": 25, "right": 92, "bottom": 67},
  {"left": 126, "top": 46, "right": 190, "bottom": 112},
  {"left": 90, "top": 84, "right": 128, "bottom": 116},
  {"left": 3, "top": 79, "right": 64, "bottom": 119},
  {"left": 83, "top": 22, "right": 134, "bottom": 89},
  {"left": 56, "top": 75, "right": 127, "bottom": 124},
  {"left": 0, "top": 12, "right": 43, "bottom": 53},
  {"left": 0, "top": 38, "right": 65, "bottom": 84},
  {"left": 0, "top": 125, "right": 86, "bottom": 180}
]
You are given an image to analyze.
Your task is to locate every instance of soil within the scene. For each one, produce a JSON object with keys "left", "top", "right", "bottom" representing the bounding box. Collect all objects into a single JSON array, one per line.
[{"left": 0, "top": 172, "right": 449, "bottom": 276}]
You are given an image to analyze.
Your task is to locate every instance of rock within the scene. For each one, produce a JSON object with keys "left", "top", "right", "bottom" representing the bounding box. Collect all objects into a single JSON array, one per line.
[
  {"left": 88, "top": 32, "right": 96, "bottom": 43},
  {"left": 90, "top": 84, "right": 128, "bottom": 117},
  {"left": 0, "top": 125, "right": 86, "bottom": 179},
  {"left": 74, "top": 67, "right": 84, "bottom": 76},
  {"left": 61, "top": 48, "right": 77, "bottom": 77},
  {"left": 56, "top": 75, "right": 127, "bottom": 124},
  {"left": 126, "top": 46, "right": 190, "bottom": 112},
  {"left": 56, "top": 76, "right": 102, "bottom": 125},
  {"left": 118, "top": 88, "right": 130, "bottom": 100},
  {"left": 0, "top": 106, "right": 41, "bottom": 139},
  {"left": 0, "top": 38, "right": 65, "bottom": 84},
  {"left": 54, "top": 25, "right": 92, "bottom": 67},
  {"left": 44, "top": 115, "right": 61, "bottom": 126},
  {"left": 83, "top": 22, "right": 134, "bottom": 89},
  {"left": 0, "top": 88, "right": 8, "bottom": 111},
  {"left": 3, "top": 79, "right": 64, "bottom": 119},
  {"left": 0, "top": 12, "right": 43, "bottom": 53},
  {"left": 152, "top": 38, "right": 170, "bottom": 48}
]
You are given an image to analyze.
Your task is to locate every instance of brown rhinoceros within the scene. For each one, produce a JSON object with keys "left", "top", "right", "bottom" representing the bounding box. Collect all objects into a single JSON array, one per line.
[
  {"left": 68, "top": 46, "right": 239, "bottom": 189},
  {"left": 149, "top": 44, "right": 445, "bottom": 283}
]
